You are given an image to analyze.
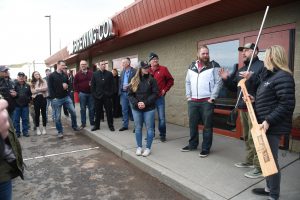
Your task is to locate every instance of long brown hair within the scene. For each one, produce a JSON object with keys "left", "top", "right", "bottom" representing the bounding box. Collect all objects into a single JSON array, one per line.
[
  {"left": 130, "top": 68, "right": 142, "bottom": 92},
  {"left": 31, "top": 71, "right": 44, "bottom": 88}
]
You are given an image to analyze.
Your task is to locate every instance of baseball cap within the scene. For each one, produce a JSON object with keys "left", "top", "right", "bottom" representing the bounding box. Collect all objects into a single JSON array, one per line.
[
  {"left": 18, "top": 72, "right": 25, "bottom": 76},
  {"left": 238, "top": 43, "right": 259, "bottom": 52},
  {"left": 149, "top": 52, "right": 159, "bottom": 62},
  {"left": 0, "top": 65, "right": 9, "bottom": 72},
  {"left": 138, "top": 61, "right": 149, "bottom": 69}
]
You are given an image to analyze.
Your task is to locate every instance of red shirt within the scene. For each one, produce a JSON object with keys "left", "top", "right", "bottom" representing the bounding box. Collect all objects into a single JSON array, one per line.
[
  {"left": 197, "top": 61, "right": 204, "bottom": 72},
  {"left": 149, "top": 65, "right": 174, "bottom": 96},
  {"left": 73, "top": 70, "right": 93, "bottom": 93}
]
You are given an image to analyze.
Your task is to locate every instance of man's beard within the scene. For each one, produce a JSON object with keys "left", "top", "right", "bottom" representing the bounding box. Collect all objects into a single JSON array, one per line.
[{"left": 199, "top": 57, "right": 210, "bottom": 65}]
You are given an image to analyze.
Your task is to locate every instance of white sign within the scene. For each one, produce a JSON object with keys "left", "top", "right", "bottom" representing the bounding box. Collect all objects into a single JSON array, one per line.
[{"left": 70, "top": 19, "right": 114, "bottom": 54}]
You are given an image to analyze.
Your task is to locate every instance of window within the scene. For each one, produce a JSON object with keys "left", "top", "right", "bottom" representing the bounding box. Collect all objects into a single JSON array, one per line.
[{"left": 207, "top": 40, "right": 239, "bottom": 107}]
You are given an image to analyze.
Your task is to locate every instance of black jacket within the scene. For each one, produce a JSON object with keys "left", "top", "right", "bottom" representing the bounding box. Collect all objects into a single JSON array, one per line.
[
  {"left": 0, "top": 77, "right": 16, "bottom": 114},
  {"left": 48, "top": 71, "right": 69, "bottom": 99},
  {"left": 14, "top": 82, "right": 32, "bottom": 107},
  {"left": 128, "top": 74, "right": 158, "bottom": 112},
  {"left": 223, "top": 57, "right": 264, "bottom": 109},
  {"left": 0, "top": 137, "right": 4, "bottom": 160},
  {"left": 255, "top": 69, "right": 295, "bottom": 135},
  {"left": 91, "top": 70, "right": 114, "bottom": 99},
  {"left": 113, "top": 76, "right": 119, "bottom": 95}
]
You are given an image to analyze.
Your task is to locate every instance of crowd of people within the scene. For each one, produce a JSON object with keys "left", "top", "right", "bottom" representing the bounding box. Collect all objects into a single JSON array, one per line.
[{"left": 0, "top": 45, "right": 295, "bottom": 200}]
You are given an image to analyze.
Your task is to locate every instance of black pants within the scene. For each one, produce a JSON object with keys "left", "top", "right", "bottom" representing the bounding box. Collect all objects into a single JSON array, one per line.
[
  {"left": 94, "top": 97, "right": 113, "bottom": 128},
  {"left": 112, "top": 93, "right": 122, "bottom": 117},
  {"left": 266, "top": 134, "right": 281, "bottom": 200},
  {"left": 33, "top": 95, "right": 47, "bottom": 127}
]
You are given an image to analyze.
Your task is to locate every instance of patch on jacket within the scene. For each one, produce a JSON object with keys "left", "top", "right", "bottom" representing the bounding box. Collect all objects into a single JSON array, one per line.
[{"left": 264, "top": 81, "right": 271, "bottom": 87}]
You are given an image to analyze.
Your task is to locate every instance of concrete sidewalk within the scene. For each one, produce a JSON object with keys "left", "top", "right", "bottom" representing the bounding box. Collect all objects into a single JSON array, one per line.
[{"left": 70, "top": 104, "right": 300, "bottom": 200}]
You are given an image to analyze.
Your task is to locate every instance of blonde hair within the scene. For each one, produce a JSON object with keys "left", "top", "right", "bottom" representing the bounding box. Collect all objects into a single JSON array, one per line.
[
  {"left": 264, "top": 45, "right": 292, "bottom": 74},
  {"left": 130, "top": 68, "right": 142, "bottom": 92}
]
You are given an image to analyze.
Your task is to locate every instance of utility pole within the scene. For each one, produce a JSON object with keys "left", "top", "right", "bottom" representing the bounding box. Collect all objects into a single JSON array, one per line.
[{"left": 45, "top": 15, "right": 52, "bottom": 56}]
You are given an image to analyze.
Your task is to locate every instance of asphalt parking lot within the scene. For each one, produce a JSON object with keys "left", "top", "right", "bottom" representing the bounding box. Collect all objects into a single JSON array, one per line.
[{"left": 13, "top": 121, "right": 188, "bottom": 200}]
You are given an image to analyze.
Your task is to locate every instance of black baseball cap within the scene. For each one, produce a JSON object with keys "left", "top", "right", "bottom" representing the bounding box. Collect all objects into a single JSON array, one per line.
[
  {"left": 18, "top": 72, "right": 25, "bottom": 76},
  {"left": 238, "top": 43, "right": 259, "bottom": 52}
]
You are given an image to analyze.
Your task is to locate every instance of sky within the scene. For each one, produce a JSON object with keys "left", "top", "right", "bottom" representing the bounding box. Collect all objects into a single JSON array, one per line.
[{"left": 0, "top": 0, "right": 134, "bottom": 78}]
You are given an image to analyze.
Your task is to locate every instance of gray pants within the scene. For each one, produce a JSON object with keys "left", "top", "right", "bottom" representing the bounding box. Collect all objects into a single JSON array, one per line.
[{"left": 266, "top": 134, "right": 281, "bottom": 200}]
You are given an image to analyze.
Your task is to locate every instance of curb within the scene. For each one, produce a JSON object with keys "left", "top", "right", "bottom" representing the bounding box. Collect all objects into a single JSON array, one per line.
[{"left": 81, "top": 128, "right": 226, "bottom": 200}]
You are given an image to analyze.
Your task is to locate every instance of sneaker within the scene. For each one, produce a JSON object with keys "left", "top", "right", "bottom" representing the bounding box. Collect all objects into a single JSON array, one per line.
[
  {"left": 244, "top": 168, "right": 263, "bottom": 179},
  {"left": 57, "top": 133, "right": 64, "bottom": 139},
  {"left": 234, "top": 162, "right": 254, "bottom": 168},
  {"left": 142, "top": 148, "right": 151, "bottom": 157},
  {"left": 79, "top": 124, "right": 86, "bottom": 130},
  {"left": 252, "top": 188, "right": 270, "bottom": 196},
  {"left": 160, "top": 137, "right": 166, "bottom": 142},
  {"left": 36, "top": 129, "right": 41, "bottom": 136},
  {"left": 42, "top": 127, "right": 47, "bottom": 135},
  {"left": 23, "top": 134, "right": 30, "bottom": 137},
  {"left": 199, "top": 151, "right": 209, "bottom": 158},
  {"left": 180, "top": 145, "right": 196, "bottom": 152},
  {"left": 136, "top": 147, "right": 142, "bottom": 156}
]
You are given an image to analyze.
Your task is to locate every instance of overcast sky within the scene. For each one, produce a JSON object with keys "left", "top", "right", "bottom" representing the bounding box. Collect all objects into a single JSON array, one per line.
[{"left": 0, "top": 0, "right": 135, "bottom": 65}]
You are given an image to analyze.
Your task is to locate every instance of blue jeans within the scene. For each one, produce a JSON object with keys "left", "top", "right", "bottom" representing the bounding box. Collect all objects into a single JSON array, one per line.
[
  {"left": 188, "top": 101, "right": 214, "bottom": 151},
  {"left": 79, "top": 92, "right": 95, "bottom": 126},
  {"left": 155, "top": 96, "right": 166, "bottom": 138},
  {"left": 132, "top": 108, "right": 155, "bottom": 149},
  {"left": 52, "top": 96, "right": 78, "bottom": 134},
  {"left": 0, "top": 180, "right": 12, "bottom": 200},
  {"left": 46, "top": 98, "right": 55, "bottom": 121},
  {"left": 13, "top": 106, "right": 29, "bottom": 136},
  {"left": 120, "top": 92, "right": 133, "bottom": 128}
]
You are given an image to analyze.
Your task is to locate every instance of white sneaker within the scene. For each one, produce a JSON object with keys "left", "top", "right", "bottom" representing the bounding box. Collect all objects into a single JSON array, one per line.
[
  {"left": 42, "top": 126, "right": 47, "bottom": 135},
  {"left": 142, "top": 148, "right": 151, "bottom": 157},
  {"left": 36, "top": 128, "right": 41, "bottom": 136},
  {"left": 136, "top": 147, "right": 142, "bottom": 156}
]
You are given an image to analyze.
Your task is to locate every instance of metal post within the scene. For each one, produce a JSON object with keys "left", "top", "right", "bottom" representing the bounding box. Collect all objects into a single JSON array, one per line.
[{"left": 45, "top": 15, "right": 52, "bottom": 56}]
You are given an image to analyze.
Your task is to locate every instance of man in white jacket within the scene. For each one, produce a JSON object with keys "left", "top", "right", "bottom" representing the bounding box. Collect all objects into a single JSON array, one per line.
[{"left": 181, "top": 45, "right": 222, "bottom": 157}]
